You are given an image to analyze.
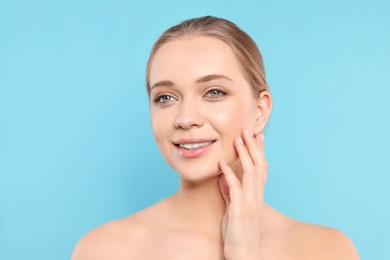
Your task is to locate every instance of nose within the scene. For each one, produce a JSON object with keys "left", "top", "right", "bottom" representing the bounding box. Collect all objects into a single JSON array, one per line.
[{"left": 174, "top": 98, "right": 204, "bottom": 129}]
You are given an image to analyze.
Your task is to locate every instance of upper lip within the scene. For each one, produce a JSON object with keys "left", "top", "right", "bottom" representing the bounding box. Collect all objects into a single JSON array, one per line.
[{"left": 173, "top": 138, "right": 216, "bottom": 145}]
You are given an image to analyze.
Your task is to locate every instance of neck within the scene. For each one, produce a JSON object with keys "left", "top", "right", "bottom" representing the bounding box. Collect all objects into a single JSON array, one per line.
[
  {"left": 168, "top": 161, "right": 245, "bottom": 234},
  {"left": 171, "top": 175, "right": 226, "bottom": 233},
  {"left": 167, "top": 169, "right": 279, "bottom": 241}
]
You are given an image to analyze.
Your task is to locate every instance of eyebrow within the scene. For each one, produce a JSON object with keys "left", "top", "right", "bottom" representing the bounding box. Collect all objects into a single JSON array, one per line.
[
  {"left": 150, "top": 80, "right": 175, "bottom": 90},
  {"left": 150, "top": 74, "right": 233, "bottom": 91},
  {"left": 195, "top": 74, "right": 234, "bottom": 84}
]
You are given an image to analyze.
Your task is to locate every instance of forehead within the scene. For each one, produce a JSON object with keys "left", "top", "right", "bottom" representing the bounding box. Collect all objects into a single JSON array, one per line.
[{"left": 149, "top": 36, "right": 244, "bottom": 84}]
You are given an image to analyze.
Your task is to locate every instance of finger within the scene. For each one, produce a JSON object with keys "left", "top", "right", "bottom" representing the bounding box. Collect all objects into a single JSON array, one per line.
[
  {"left": 254, "top": 133, "right": 267, "bottom": 195},
  {"left": 241, "top": 130, "right": 267, "bottom": 201},
  {"left": 242, "top": 129, "right": 264, "bottom": 170},
  {"left": 233, "top": 134, "right": 257, "bottom": 203},
  {"left": 218, "top": 160, "right": 245, "bottom": 207},
  {"left": 219, "top": 173, "right": 230, "bottom": 206}
]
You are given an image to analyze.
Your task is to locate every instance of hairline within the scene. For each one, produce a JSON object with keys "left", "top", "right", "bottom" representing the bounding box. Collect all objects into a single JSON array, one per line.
[{"left": 146, "top": 33, "right": 260, "bottom": 97}]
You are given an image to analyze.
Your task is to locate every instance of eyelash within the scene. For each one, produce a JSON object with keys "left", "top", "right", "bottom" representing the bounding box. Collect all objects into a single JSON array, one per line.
[
  {"left": 152, "top": 88, "right": 227, "bottom": 104},
  {"left": 153, "top": 95, "right": 176, "bottom": 104},
  {"left": 205, "top": 89, "right": 227, "bottom": 98}
]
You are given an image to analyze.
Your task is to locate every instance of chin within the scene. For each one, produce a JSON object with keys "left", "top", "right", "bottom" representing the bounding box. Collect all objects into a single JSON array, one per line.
[
  {"left": 175, "top": 165, "right": 222, "bottom": 182},
  {"left": 172, "top": 156, "right": 240, "bottom": 183}
]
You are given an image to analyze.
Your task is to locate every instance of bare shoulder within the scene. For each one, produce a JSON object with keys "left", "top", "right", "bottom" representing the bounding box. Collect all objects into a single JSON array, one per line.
[
  {"left": 71, "top": 215, "right": 148, "bottom": 260},
  {"left": 71, "top": 201, "right": 168, "bottom": 260},
  {"left": 71, "top": 218, "right": 129, "bottom": 259},
  {"left": 290, "top": 220, "right": 360, "bottom": 260},
  {"left": 262, "top": 205, "right": 359, "bottom": 260}
]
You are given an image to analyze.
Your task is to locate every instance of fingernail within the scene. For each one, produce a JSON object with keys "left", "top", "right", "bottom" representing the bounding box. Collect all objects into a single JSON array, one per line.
[
  {"left": 221, "top": 159, "right": 227, "bottom": 165},
  {"left": 260, "top": 133, "right": 264, "bottom": 143},
  {"left": 244, "top": 128, "right": 251, "bottom": 136},
  {"left": 238, "top": 137, "right": 244, "bottom": 145}
]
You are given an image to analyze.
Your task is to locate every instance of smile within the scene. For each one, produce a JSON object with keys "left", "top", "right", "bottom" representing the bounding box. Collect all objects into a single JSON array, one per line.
[
  {"left": 174, "top": 140, "right": 216, "bottom": 158},
  {"left": 178, "top": 141, "right": 213, "bottom": 150}
]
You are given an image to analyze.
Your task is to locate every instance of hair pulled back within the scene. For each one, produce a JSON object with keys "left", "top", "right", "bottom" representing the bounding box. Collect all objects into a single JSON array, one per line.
[{"left": 146, "top": 16, "right": 269, "bottom": 97}]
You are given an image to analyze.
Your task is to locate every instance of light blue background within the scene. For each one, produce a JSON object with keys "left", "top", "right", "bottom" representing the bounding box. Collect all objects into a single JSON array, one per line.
[{"left": 1, "top": 0, "right": 389, "bottom": 259}]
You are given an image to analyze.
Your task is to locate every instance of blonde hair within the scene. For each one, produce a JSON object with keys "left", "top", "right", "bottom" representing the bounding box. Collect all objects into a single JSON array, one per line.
[{"left": 146, "top": 16, "right": 269, "bottom": 97}]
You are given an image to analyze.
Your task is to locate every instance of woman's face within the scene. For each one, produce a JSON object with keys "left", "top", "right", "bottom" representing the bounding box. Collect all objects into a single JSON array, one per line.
[{"left": 149, "top": 36, "right": 265, "bottom": 181}]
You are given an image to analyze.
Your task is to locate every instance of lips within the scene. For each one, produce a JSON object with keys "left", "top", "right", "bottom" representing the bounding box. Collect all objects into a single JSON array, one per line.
[
  {"left": 178, "top": 141, "right": 213, "bottom": 150},
  {"left": 174, "top": 139, "right": 216, "bottom": 158}
]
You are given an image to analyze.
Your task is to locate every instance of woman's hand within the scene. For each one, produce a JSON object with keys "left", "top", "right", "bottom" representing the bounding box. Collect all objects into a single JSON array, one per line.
[{"left": 218, "top": 129, "right": 267, "bottom": 260}]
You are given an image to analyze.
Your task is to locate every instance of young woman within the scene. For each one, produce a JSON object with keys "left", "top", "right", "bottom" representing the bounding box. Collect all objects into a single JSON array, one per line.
[{"left": 72, "top": 16, "right": 359, "bottom": 259}]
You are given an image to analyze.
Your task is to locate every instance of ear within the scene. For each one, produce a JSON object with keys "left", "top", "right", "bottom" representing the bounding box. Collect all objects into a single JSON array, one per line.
[{"left": 254, "top": 91, "right": 272, "bottom": 135}]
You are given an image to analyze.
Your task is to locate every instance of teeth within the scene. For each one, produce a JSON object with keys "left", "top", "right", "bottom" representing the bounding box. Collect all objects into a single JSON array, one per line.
[{"left": 179, "top": 142, "right": 212, "bottom": 150}]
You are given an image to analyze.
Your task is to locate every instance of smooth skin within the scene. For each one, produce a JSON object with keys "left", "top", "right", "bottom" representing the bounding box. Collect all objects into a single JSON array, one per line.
[{"left": 72, "top": 36, "right": 359, "bottom": 259}]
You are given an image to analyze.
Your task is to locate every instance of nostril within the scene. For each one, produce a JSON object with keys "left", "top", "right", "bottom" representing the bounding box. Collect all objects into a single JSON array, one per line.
[
  {"left": 174, "top": 101, "right": 205, "bottom": 129},
  {"left": 174, "top": 117, "right": 203, "bottom": 129}
]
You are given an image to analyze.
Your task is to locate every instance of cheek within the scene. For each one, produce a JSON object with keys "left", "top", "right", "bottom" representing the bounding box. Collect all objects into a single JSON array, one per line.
[
  {"left": 210, "top": 100, "right": 255, "bottom": 134},
  {"left": 150, "top": 110, "right": 169, "bottom": 145}
]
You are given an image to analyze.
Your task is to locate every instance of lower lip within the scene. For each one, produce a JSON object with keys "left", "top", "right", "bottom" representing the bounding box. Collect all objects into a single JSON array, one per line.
[{"left": 177, "top": 142, "right": 214, "bottom": 158}]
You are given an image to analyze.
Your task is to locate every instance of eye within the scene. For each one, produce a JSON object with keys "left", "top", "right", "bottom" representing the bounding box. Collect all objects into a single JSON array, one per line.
[
  {"left": 153, "top": 94, "right": 176, "bottom": 104},
  {"left": 205, "top": 89, "right": 227, "bottom": 98}
]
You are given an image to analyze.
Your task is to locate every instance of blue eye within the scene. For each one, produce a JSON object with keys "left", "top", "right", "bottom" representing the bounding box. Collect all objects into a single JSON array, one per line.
[
  {"left": 206, "top": 89, "right": 226, "bottom": 98},
  {"left": 153, "top": 95, "right": 175, "bottom": 103}
]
